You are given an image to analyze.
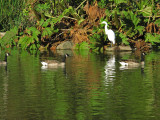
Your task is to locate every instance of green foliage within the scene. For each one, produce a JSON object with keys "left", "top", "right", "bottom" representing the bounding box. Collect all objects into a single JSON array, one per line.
[
  {"left": 97, "top": 0, "right": 159, "bottom": 48},
  {"left": 75, "top": 41, "right": 90, "bottom": 50},
  {"left": 135, "top": 26, "right": 145, "bottom": 35},
  {"left": 113, "top": 0, "right": 127, "bottom": 6},
  {"left": 38, "top": 18, "right": 59, "bottom": 41},
  {"left": 155, "top": 19, "right": 160, "bottom": 26},
  {"left": 98, "top": 0, "right": 108, "bottom": 8},
  {"left": 0, "top": 27, "right": 18, "bottom": 48},
  {"left": 27, "top": 27, "right": 40, "bottom": 39},
  {"left": 62, "top": 6, "right": 82, "bottom": 20},
  {"left": 69, "top": 0, "right": 84, "bottom": 8},
  {"left": 139, "top": 6, "right": 152, "bottom": 17},
  {"left": 0, "top": 0, "right": 26, "bottom": 31},
  {"left": 35, "top": 3, "right": 50, "bottom": 14},
  {"left": 42, "top": 27, "right": 53, "bottom": 38},
  {"left": 145, "top": 33, "right": 160, "bottom": 45},
  {"left": 121, "top": 11, "right": 145, "bottom": 38},
  {"left": 1, "top": 0, "right": 160, "bottom": 50},
  {"left": 89, "top": 25, "right": 107, "bottom": 52},
  {"left": 122, "top": 11, "right": 140, "bottom": 27},
  {"left": 18, "top": 27, "right": 40, "bottom": 50},
  {"left": 39, "top": 19, "right": 50, "bottom": 28},
  {"left": 135, "top": 0, "right": 151, "bottom": 10},
  {"left": 119, "top": 33, "right": 129, "bottom": 45},
  {"left": 22, "top": 5, "right": 32, "bottom": 16}
]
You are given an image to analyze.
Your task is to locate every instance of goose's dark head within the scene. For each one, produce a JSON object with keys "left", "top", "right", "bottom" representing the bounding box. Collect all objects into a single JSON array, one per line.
[
  {"left": 141, "top": 53, "right": 146, "bottom": 62},
  {"left": 0, "top": 53, "right": 10, "bottom": 65},
  {"left": 4, "top": 53, "right": 10, "bottom": 61},
  {"left": 65, "top": 54, "right": 69, "bottom": 57},
  {"left": 62, "top": 54, "right": 69, "bottom": 62}
]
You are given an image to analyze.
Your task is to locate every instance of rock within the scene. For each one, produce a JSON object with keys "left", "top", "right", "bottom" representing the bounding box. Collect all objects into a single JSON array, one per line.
[
  {"left": 56, "top": 50, "right": 73, "bottom": 56},
  {"left": 0, "top": 32, "right": 6, "bottom": 38},
  {"left": 105, "top": 45, "right": 132, "bottom": 51},
  {"left": 56, "top": 41, "right": 73, "bottom": 50},
  {"left": 118, "top": 46, "right": 132, "bottom": 51}
]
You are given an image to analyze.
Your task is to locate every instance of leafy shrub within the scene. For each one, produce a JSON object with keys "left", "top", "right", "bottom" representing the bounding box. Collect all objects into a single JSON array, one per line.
[
  {"left": 155, "top": 19, "right": 160, "bottom": 26},
  {"left": 18, "top": 27, "right": 40, "bottom": 49},
  {"left": 75, "top": 41, "right": 90, "bottom": 50},
  {"left": 121, "top": 11, "right": 145, "bottom": 38},
  {"left": 145, "top": 33, "right": 160, "bottom": 45},
  {"left": 119, "top": 32, "right": 129, "bottom": 45},
  {"left": 39, "top": 19, "right": 59, "bottom": 40},
  {"left": 0, "top": 27, "right": 18, "bottom": 48}
]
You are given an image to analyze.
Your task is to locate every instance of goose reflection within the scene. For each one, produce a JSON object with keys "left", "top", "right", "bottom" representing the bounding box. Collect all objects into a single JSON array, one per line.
[
  {"left": 0, "top": 70, "right": 9, "bottom": 119},
  {"left": 104, "top": 55, "right": 116, "bottom": 85}
]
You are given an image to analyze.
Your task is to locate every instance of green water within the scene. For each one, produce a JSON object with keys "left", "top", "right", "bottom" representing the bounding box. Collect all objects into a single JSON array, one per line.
[{"left": 0, "top": 49, "right": 160, "bottom": 120}]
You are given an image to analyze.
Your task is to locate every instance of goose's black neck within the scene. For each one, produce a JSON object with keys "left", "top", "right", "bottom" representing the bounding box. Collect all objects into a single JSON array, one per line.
[
  {"left": 62, "top": 56, "right": 67, "bottom": 62},
  {"left": 4, "top": 54, "right": 8, "bottom": 62},
  {"left": 62, "top": 54, "right": 68, "bottom": 62},
  {"left": 141, "top": 53, "right": 145, "bottom": 62}
]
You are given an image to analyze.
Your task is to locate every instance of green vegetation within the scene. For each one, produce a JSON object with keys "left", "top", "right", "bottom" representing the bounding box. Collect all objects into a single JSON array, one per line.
[{"left": 0, "top": 0, "right": 160, "bottom": 51}]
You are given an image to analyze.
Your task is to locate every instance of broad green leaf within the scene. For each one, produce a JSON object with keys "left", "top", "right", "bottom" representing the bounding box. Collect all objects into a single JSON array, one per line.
[
  {"left": 119, "top": 33, "right": 129, "bottom": 45},
  {"left": 155, "top": 19, "right": 160, "bottom": 26},
  {"left": 145, "top": 33, "right": 160, "bottom": 45},
  {"left": 135, "top": 26, "right": 145, "bottom": 35},
  {"left": 42, "top": 27, "right": 53, "bottom": 37}
]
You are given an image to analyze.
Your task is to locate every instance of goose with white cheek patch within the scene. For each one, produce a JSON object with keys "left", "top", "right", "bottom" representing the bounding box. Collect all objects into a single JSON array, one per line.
[
  {"left": 41, "top": 54, "right": 69, "bottom": 68},
  {"left": 119, "top": 53, "right": 145, "bottom": 68}
]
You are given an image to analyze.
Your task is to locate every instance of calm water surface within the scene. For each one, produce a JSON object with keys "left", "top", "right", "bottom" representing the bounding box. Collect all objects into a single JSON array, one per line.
[{"left": 0, "top": 49, "right": 160, "bottom": 120}]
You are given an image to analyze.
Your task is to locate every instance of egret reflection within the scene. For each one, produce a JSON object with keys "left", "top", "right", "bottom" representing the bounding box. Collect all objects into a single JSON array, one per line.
[{"left": 104, "top": 55, "right": 116, "bottom": 86}]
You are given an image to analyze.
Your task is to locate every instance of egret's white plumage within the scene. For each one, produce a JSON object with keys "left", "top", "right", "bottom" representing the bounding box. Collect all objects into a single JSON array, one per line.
[{"left": 101, "top": 21, "right": 115, "bottom": 46}]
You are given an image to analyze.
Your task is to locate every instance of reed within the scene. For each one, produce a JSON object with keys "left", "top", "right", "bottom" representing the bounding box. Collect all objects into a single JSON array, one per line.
[{"left": 0, "top": 0, "right": 26, "bottom": 31}]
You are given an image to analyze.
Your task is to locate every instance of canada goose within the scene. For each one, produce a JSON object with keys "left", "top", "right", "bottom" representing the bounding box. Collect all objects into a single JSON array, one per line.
[
  {"left": 119, "top": 60, "right": 144, "bottom": 67},
  {"left": 119, "top": 53, "right": 145, "bottom": 67},
  {"left": 0, "top": 53, "right": 10, "bottom": 65},
  {"left": 41, "top": 54, "right": 69, "bottom": 67}
]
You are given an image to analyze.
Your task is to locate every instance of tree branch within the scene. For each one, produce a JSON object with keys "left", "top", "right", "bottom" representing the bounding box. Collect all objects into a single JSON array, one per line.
[{"left": 75, "top": 0, "right": 87, "bottom": 11}]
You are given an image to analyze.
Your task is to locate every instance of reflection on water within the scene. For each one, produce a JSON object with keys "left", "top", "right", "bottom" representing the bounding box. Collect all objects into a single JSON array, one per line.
[
  {"left": 0, "top": 49, "right": 160, "bottom": 119},
  {"left": 104, "top": 55, "right": 115, "bottom": 86}
]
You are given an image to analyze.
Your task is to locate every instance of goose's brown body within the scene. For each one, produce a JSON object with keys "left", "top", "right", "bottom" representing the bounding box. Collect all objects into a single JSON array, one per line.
[{"left": 41, "top": 54, "right": 68, "bottom": 68}]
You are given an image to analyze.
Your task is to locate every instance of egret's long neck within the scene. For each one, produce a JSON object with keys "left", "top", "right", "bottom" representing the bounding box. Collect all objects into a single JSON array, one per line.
[{"left": 105, "top": 24, "right": 108, "bottom": 32}]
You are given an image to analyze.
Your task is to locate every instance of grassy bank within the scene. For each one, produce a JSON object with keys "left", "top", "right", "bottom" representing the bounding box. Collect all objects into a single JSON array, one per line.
[{"left": 0, "top": 0, "right": 160, "bottom": 52}]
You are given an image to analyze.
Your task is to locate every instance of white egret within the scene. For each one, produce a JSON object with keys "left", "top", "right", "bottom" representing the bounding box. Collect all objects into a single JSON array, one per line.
[{"left": 101, "top": 21, "right": 115, "bottom": 47}]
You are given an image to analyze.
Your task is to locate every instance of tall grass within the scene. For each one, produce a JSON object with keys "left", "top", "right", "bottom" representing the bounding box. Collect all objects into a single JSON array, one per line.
[{"left": 0, "top": 0, "right": 26, "bottom": 31}]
